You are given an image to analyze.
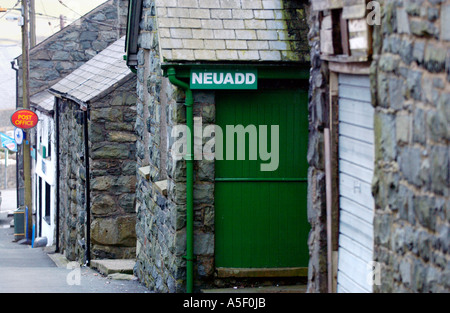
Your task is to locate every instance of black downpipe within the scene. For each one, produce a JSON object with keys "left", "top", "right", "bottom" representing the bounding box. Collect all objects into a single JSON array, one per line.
[
  {"left": 55, "top": 98, "right": 60, "bottom": 252},
  {"left": 11, "top": 60, "right": 18, "bottom": 108},
  {"left": 83, "top": 110, "right": 91, "bottom": 266}
]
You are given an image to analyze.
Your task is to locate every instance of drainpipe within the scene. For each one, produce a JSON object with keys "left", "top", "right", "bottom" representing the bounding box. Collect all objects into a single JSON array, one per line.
[
  {"left": 167, "top": 67, "right": 194, "bottom": 293},
  {"left": 83, "top": 109, "right": 91, "bottom": 266},
  {"left": 11, "top": 60, "right": 19, "bottom": 108}
]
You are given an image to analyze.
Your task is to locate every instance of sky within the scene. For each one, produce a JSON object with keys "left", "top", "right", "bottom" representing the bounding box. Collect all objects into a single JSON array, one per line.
[{"left": 0, "top": 0, "right": 108, "bottom": 115}]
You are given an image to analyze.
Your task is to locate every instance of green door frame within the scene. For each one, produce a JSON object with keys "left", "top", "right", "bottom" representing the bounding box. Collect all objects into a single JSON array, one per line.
[{"left": 162, "top": 63, "right": 310, "bottom": 280}]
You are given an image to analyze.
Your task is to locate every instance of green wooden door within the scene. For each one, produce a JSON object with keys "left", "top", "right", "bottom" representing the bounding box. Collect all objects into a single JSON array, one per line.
[{"left": 215, "top": 88, "right": 309, "bottom": 269}]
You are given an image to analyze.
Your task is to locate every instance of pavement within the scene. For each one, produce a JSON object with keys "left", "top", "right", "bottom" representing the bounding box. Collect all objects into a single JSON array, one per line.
[
  {"left": 0, "top": 189, "right": 306, "bottom": 294},
  {"left": 0, "top": 189, "right": 151, "bottom": 293},
  {"left": 201, "top": 285, "right": 307, "bottom": 293}
]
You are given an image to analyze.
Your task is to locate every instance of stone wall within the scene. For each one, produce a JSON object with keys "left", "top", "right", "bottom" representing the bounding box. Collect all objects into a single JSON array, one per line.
[
  {"left": 134, "top": 0, "right": 312, "bottom": 292},
  {"left": 58, "top": 98, "right": 87, "bottom": 262},
  {"left": 371, "top": 0, "right": 449, "bottom": 292},
  {"left": 88, "top": 76, "right": 138, "bottom": 260},
  {"left": 133, "top": 0, "right": 170, "bottom": 289},
  {"left": 305, "top": 4, "right": 329, "bottom": 293},
  {"left": 17, "top": 0, "right": 129, "bottom": 210},
  {"left": 134, "top": 0, "right": 216, "bottom": 292},
  {"left": 58, "top": 76, "right": 138, "bottom": 262},
  {"left": 17, "top": 0, "right": 128, "bottom": 99}
]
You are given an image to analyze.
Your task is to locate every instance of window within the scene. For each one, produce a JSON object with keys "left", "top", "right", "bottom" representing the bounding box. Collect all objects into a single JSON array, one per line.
[
  {"left": 44, "top": 182, "right": 51, "bottom": 225},
  {"left": 314, "top": 0, "right": 373, "bottom": 62}
]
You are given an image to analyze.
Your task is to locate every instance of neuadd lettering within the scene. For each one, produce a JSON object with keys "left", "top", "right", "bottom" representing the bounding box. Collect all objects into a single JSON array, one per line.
[{"left": 190, "top": 69, "right": 257, "bottom": 90}]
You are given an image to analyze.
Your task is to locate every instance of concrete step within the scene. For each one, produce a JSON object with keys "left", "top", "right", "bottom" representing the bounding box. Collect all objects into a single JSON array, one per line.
[
  {"left": 47, "top": 252, "right": 70, "bottom": 268},
  {"left": 201, "top": 285, "right": 307, "bottom": 293},
  {"left": 90, "top": 259, "right": 135, "bottom": 276}
]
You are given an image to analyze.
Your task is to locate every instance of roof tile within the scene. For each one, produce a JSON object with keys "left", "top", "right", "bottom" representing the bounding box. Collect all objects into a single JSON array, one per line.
[
  {"left": 50, "top": 37, "right": 132, "bottom": 103},
  {"left": 155, "top": 0, "right": 308, "bottom": 62}
]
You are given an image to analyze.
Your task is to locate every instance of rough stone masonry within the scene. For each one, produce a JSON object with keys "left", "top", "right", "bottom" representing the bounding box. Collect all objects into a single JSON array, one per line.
[
  {"left": 133, "top": 0, "right": 310, "bottom": 292},
  {"left": 57, "top": 76, "right": 138, "bottom": 263},
  {"left": 370, "top": 0, "right": 449, "bottom": 292}
]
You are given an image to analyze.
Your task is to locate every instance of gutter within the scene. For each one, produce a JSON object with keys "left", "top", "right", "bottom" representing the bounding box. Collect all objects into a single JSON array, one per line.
[{"left": 167, "top": 67, "right": 194, "bottom": 293}]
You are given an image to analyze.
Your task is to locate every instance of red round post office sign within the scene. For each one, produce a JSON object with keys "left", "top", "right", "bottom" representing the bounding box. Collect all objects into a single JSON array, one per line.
[{"left": 11, "top": 109, "right": 39, "bottom": 129}]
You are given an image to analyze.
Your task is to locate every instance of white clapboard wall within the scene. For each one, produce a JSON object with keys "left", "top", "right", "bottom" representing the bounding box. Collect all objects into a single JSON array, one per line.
[{"left": 337, "top": 74, "right": 375, "bottom": 293}]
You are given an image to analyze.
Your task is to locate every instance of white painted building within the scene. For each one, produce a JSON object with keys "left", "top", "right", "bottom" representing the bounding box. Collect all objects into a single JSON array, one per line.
[{"left": 31, "top": 91, "right": 57, "bottom": 247}]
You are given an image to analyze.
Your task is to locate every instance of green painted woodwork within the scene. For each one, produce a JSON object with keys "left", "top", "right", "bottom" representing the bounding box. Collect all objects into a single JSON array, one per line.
[{"left": 214, "top": 88, "right": 310, "bottom": 269}]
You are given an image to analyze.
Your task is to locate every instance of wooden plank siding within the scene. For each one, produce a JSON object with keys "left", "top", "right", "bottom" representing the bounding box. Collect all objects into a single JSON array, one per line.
[{"left": 337, "top": 74, "right": 375, "bottom": 293}]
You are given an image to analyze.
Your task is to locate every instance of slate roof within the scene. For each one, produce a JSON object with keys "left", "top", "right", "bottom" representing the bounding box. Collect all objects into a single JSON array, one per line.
[
  {"left": 50, "top": 36, "right": 132, "bottom": 104},
  {"left": 154, "top": 0, "right": 308, "bottom": 62},
  {"left": 30, "top": 90, "right": 54, "bottom": 114}
]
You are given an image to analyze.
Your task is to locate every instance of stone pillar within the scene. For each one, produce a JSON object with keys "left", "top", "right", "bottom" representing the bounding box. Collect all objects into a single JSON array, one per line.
[
  {"left": 58, "top": 99, "right": 86, "bottom": 263},
  {"left": 305, "top": 4, "right": 329, "bottom": 293}
]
